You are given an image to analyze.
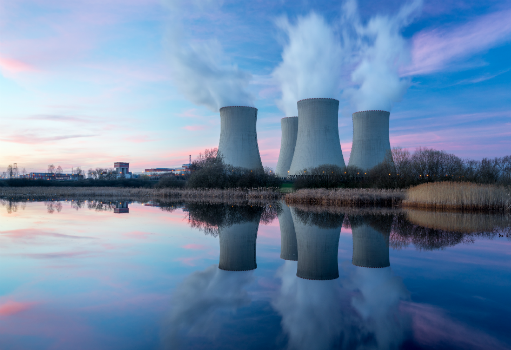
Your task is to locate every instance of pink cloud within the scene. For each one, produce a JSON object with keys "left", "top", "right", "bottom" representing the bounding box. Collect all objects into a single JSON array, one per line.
[
  {"left": 182, "top": 244, "right": 207, "bottom": 250},
  {"left": 123, "top": 231, "right": 155, "bottom": 239},
  {"left": 0, "top": 301, "right": 35, "bottom": 316},
  {"left": 0, "top": 133, "right": 96, "bottom": 144},
  {"left": 404, "top": 8, "right": 511, "bottom": 76},
  {"left": 0, "top": 56, "right": 37, "bottom": 73}
]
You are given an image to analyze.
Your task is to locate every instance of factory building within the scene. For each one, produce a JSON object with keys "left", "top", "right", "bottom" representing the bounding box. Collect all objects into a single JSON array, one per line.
[
  {"left": 288, "top": 98, "right": 345, "bottom": 175},
  {"left": 291, "top": 208, "right": 342, "bottom": 280},
  {"left": 278, "top": 205, "right": 298, "bottom": 261},
  {"left": 350, "top": 215, "right": 392, "bottom": 268},
  {"left": 276, "top": 117, "right": 298, "bottom": 177},
  {"left": 28, "top": 173, "right": 84, "bottom": 181},
  {"left": 218, "top": 106, "right": 263, "bottom": 171},
  {"left": 348, "top": 110, "right": 392, "bottom": 171},
  {"left": 114, "top": 201, "right": 130, "bottom": 214}
]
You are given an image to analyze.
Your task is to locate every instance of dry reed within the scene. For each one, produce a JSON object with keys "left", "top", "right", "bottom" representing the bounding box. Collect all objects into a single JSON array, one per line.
[
  {"left": 285, "top": 188, "right": 404, "bottom": 207},
  {"left": 403, "top": 182, "right": 511, "bottom": 212}
]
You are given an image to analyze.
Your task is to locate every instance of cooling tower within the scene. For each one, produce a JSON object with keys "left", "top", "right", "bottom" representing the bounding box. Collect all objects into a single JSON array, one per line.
[
  {"left": 278, "top": 205, "right": 298, "bottom": 261},
  {"left": 218, "top": 221, "right": 259, "bottom": 271},
  {"left": 348, "top": 110, "right": 391, "bottom": 171},
  {"left": 218, "top": 106, "right": 263, "bottom": 171},
  {"left": 276, "top": 117, "right": 298, "bottom": 177},
  {"left": 350, "top": 215, "right": 392, "bottom": 268},
  {"left": 291, "top": 208, "right": 342, "bottom": 280},
  {"left": 288, "top": 98, "right": 345, "bottom": 174}
]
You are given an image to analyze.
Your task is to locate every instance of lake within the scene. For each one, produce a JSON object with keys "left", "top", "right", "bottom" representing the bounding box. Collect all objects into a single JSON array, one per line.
[{"left": 1, "top": 199, "right": 510, "bottom": 350}]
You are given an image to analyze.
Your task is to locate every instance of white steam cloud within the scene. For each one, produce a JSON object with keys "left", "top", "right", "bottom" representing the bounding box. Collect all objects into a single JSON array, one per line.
[
  {"left": 164, "top": 0, "right": 254, "bottom": 112},
  {"left": 272, "top": 13, "right": 344, "bottom": 117},
  {"left": 273, "top": 0, "right": 422, "bottom": 114}
]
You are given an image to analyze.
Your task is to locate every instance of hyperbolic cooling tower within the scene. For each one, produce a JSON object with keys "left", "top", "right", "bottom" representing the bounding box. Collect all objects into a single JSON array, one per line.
[
  {"left": 276, "top": 117, "right": 298, "bottom": 177},
  {"left": 288, "top": 98, "right": 345, "bottom": 174},
  {"left": 291, "top": 208, "right": 342, "bottom": 280},
  {"left": 350, "top": 215, "right": 392, "bottom": 268},
  {"left": 218, "top": 221, "right": 259, "bottom": 271},
  {"left": 348, "top": 110, "right": 391, "bottom": 171},
  {"left": 218, "top": 106, "right": 263, "bottom": 171},
  {"left": 278, "top": 205, "right": 298, "bottom": 261}
]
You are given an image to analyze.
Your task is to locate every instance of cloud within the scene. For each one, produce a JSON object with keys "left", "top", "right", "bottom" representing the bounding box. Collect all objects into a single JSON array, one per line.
[
  {"left": 0, "top": 133, "right": 96, "bottom": 144},
  {"left": 25, "top": 115, "right": 93, "bottom": 123},
  {"left": 0, "top": 56, "right": 37, "bottom": 74},
  {"left": 404, "top": 8, "right": 511, "bottom": 76},
  {"left": 183, "top": 125, "right": 206, "bottom": 131},
  {"left": 0, "top": 228, "right": 92, "bottom": 240},
  {"left": 0, "top": 301, "right": 35, "bottom": 316}
]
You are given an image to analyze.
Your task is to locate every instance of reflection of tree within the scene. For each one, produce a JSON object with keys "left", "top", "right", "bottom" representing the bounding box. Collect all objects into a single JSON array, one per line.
[
  {"left": 45, "top": 201, "right": 63, "bottom": 214},
  {"left": 0, "top": 199, "right": 26, "bottom": 214}
]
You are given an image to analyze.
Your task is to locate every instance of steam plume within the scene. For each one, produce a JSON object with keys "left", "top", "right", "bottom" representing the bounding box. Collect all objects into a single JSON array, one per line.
[{"left": 164, "top": 0, "right": 254, "bottom": 112}]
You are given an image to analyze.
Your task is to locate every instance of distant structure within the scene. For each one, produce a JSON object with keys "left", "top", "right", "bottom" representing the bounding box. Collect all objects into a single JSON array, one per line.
[
  {"left": 291, "top": 208, "right": 342, "bottom": 280},
  {"left": 218, "top": 221, "right": 259, "bottom": 271},
  {"left": 348, "top": 110, "right": 391, "bottom": 171},
  {"left": 28, "top": 173, "right": 84, "bottom": 181},
  {"left": 114, "top": 201, "right": 130, "bottom": 214},
  {"left": 218, "top": 106, "right": 263, "bottom": 171},
  {"left": 278, "top": 205, "right": 298, "bottom": 261},
  {"left": 289, "top": 98, "right": 345, "bottom": 174},
  {"left": 276, "top": 117, "right": 298, "bottom": 177},
  {"left": 350, "top": 215, "right": 392, "bottom": 268},
  {"left": 114, "top": 162, "right": 133, "bottom": 178}
]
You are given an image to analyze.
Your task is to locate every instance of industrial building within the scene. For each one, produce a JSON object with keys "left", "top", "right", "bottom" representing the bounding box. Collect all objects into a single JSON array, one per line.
[
  {"left": 114, "top": 162, "right": 133, "bottom": 178},
  {"left": 28, "top": 173, "right": 84, "bottom": 181},
  {"left": 350, "top": 215, "right": 392, "bottom": 268},
  {"left": 278, "top": 205, "right": 298, "bottom": 261},
  {"left": 114, "top": 202, "right": 130, "bottom": 214},
  {"left": 291, "top": 208, "right": 342, "bottom": 280},
  {"left": 276, "top": 117, "right": 298, "bottom": 177},
  {"left": 288, "top": 98, "right": 345, "bottom": 175},
  {"left": 218, "top": 106, "right": 263, "bottom": 171},
  {"left": 348, "top": 110, "right": 391, "bottom": 170}
]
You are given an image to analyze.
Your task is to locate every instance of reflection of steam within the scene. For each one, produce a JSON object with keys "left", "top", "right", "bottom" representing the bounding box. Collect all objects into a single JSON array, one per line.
[
  {"left": 163, "top": 265, "right": 254, "bottom": 348},
  {"left": 348, "top": 267, "right": 411, "bottom": 349},
  {"left": 272, "top": 261, "right": 345, "bottom": 350}
]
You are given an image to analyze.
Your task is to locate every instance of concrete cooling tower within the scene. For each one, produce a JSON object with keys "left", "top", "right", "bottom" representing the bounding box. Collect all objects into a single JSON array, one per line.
[
  {"left": 351, "top": 215, "right": 392, "bottom": 268},
  {"left": 288, "top": 98, "right": 345, "bottom": 175},
  {"left": 276, "top": 117, "right": 298, "bottom": 177},
  {"left": 218, "top": 106, "right": 264, "bottom": 171},
  {"left": 348, "top": 110, "right": 391, "bottom": 171},
  {"left": 291, "top": 208, "right": 342, "bottom": 280},
  {"left": 278, "top": 205, "right": 298, "bottom": 261},
  {"left": 218, "top": 221, "right": 259, "bottom": 271}
]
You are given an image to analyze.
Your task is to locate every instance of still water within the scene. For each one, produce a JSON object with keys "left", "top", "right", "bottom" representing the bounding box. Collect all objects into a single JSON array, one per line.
[{"left": 1, "top": 200, "right": 510, "bottom": 350}]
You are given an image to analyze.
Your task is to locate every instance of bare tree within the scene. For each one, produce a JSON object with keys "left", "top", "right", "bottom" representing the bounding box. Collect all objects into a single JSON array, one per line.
[
  {"left": 48, "top": 164, "right": 55, "bottom": 174},
  {"left": 56, "top": 166, "right": 63, "bottom": 174},
  {"left": 6, "top": 165, "right": 13, "bottom": 179}
]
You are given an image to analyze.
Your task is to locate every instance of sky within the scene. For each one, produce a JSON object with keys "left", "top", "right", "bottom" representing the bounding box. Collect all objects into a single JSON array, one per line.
[{"left": 0, "top": 0, "right": 510, "bottom": 173}]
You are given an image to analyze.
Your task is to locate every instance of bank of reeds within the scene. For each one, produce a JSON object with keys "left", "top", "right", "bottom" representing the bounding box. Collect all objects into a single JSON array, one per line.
[
  {"left": 0, "top": 187, "right": 281, "bottom": 202},
  {"left": 285, "top": 188, "right": 405, "bottom": 207},
  {"left": 403, "top": 182, "right": 511, "bottom": 212}
]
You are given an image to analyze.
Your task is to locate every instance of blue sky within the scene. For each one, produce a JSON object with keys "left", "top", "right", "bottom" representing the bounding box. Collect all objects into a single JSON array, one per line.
[{"left": 0, "top": 0, "right": 510, "bottom": 172}]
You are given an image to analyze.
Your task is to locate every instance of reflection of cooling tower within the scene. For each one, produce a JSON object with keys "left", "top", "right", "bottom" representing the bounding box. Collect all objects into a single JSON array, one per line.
[
  {"left": 351, "top": 217, "right": 391, "bottom": 268},
  {"left": 278, "top": 205, "right": 298, "bottom": 261},
  {"left": 288, "top": 98, "right": 345, "bottom": 174},
  {"left": 219, "top": 221, "right": 259, "bottom": 271},
  {"left": 291, "top": 208, "right": 341, "bottom": 280},
  {"left": 218, "top": 106, "right": 263, "bottom": 171},
  {"left": 276, "top": 117, "right": 298, "bottom": 177},
  {"left": 348, "top": 110, "right": 391, "bottom": 171}
]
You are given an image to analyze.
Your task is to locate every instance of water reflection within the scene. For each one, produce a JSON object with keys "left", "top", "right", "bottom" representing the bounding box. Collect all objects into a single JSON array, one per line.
[
  {"left": 278, "top": 205, "right": 298, "bottom": 261},
  {"left": 350, "top": 215, "right": 392, "bottom": 268},
  {"left": 114, "top": 201, "right": 130, "bottom": 214}
]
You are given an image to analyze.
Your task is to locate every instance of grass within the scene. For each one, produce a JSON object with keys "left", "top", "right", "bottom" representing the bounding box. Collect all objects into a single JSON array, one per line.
[
  {"left": 403, "top": 182, "right": 511, "bottom": 212},
  {"left": 285, "top": 188, "right": 404, "bottom": 207}
]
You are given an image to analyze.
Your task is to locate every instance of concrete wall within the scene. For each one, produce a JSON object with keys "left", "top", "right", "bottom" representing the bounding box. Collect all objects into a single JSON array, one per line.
[
  {"left": 351, "top": 220, "right": 390, "bottom": 268},
  {"left": 276, "top": 117, "right": 298, "bottom": 177},
  {"left": 291, "top": 208, "right": 342, "bottom": 280},
  {"left": 218, "top": 221, "right": 259, "bottom": 271},
  {"left": 289, "top": 98, "right": 345, "bottom": 174},
  {"left": 278, "top": 204, "right": 298, "bottom": 261},
  {"left": 218, "top": 106, "right": 264, "bottom": 171},
  {"left": 348, "top": 110, "right": 391, "bottom": 171}
]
